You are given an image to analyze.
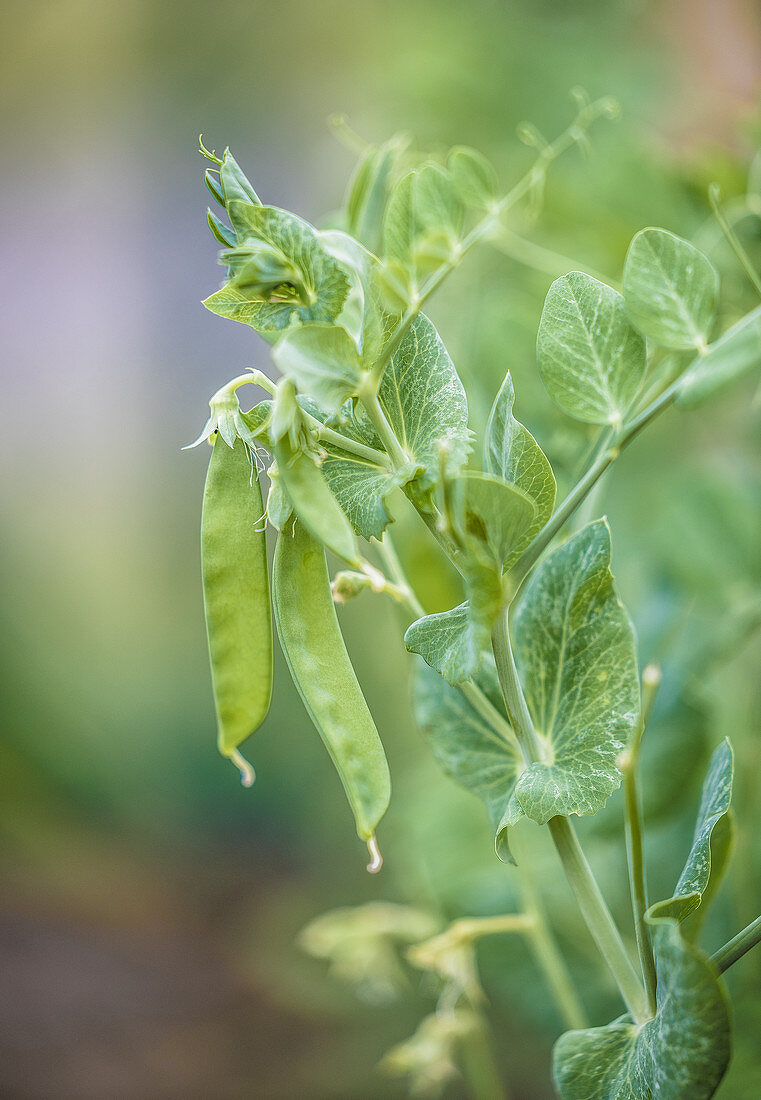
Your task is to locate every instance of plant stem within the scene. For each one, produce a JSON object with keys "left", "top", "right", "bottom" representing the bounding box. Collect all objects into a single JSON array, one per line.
[
  {"left": 621, "top": 666, "right": 661, "bottom": 1016},
  {"left": 491, "top": 610, "right": 650, "bottom": 1023},
  {"left": 459, "top": 1012, "right": 508, "bottom": 1100},
  {"left": 709, "top": 183, "right": 761, "bottom": 300},
  {"left": 309, "top": 416, "right": 390, "bottom": 465},
  {"left": 517, "top": 861, "right": 588, "bottom": 1030},
  {"left": 357, "top": 383, "right": 410, "bottom": 467},
  {"left": 712, "top": 915, "right": 761, "bottom": 974}
]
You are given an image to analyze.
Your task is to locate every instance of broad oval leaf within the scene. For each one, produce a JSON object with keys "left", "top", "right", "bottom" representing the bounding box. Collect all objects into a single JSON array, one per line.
[
  {"left": 203, "top": 203, "right": 350, "bottom": 336},
  {"left": 512, "top": 519, "right": 639, "bottom": 823},
  {"left": 447, "top": 146, "right": 499, "bottom": 210},
  {"left": 346, "top": 133, "right": 410, "bottom": 256},
  {"left": 623, "top": 227, "right": 719, "bottom": 350},
  {"left": 678, "top": 305, "right": 761, "bottom": 406},
  {"left": 273, "top": 323, "right": 362, "bottom": 412},
  {"left": 376, "top": 313, "right": 472, "bottom": 490},
  {"left": 484, "top": 371, "right": 556, "bottom": 552},
  {"left": 405, "top": 603, "right": 480, "bottom": 685},
  {"left": 553, "top": 920, "right": 731, "bottom": 1099},
  {"left": 383, "top": 164, "right": 464, "bottom": 279},
  {"left": 537, "top": 271, "right": 646, "bottom": 424},
  {"left": 412, "top": 657, "right": 523, "bottom": 861},
  {"left": 648, "top": 739, "right": 734, "bottom": 926}
]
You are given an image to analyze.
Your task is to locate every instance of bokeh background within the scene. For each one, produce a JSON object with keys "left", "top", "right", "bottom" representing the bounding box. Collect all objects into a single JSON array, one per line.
[{"left": 1, "top": 1, "right": 760, "bottom": 1097}]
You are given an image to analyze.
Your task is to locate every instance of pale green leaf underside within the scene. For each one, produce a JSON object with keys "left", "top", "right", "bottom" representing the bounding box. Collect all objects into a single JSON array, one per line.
[
  {"left": 648, "top": 739, "right": 734, "bottom": 924},
  {"left": 484, "top": 370, "right": 556, "bottom": 552},
  {"left": 203, "top": 203, "right": 349, "bottom": 335},
  {"left": 412, "top": 658, "right": 522, "bottom": 860},
  {"left": 404, "top": 603, "right": 481, "bottom": 685},
  {"left": 623, "top": 227, "right": 719, "bottom": 350},
  {"left": 513, "top": 519, "right": 639, "bottom": 823},
  {"left": 537, "top": 271, "right": 646, "bottom": 424},
  {"left": 377, "top": 313, "right": 472, "bottom": 489},
  {"left": 553, "top": 921, "right": 730, "bottom": 1100},
  {"left": 678, "top": 305, "right": 761, "bottom": 406},
  {"left": 273, "top": 323, "right": 361, "bottom": 412}
]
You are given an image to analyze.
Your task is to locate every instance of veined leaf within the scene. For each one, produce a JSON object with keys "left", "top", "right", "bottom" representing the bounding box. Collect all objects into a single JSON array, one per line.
[
  {"left": 553, "top": 920, "right": 731, "bottom": 1099},
  {"left": 203, "top": 203, "right": 349, "bottom": 336},
  {"left": 678, "top": 306, "right": 761, "bottom": 406},
  {"left": 623, "top": 227, "right": 719, "bottom": 350},
  {"left": 383, "top": 164, "right": 464, "bottom": 280},
  {"left": 648, "top": 739, "right": 734, "bottom": 926},
  {"left": 451, "top": 472, "right": 537, "bottom": 570},
  {"left": 273, "top": 324, "right": 362, "bottom": 412},
  {"left": 405, "top": 603, "right": 480, "bottom": 685},
  {"left": 447, "top": 146, "right": 499, "bottom": 210},
  {"left": 537, "top": 272, "right": 646, "bottom": 424},
  {"left": 413, "top": 658, "right": 523, "bottom": 861},
  {"left": 484, "top": 371, "right": 556, "bottom": 553},
  {"left": 512, "top": 520, "right": 639, "bottom": 823},
  {"left": 376, "top": 313, "right": 472, "bottom": 490},
  {"left": 346, "top": 134, "right": 410, "bottom": 255}
]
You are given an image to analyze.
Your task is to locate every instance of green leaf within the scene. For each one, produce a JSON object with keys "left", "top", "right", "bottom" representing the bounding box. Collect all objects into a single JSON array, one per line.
[
  {"left": 218, "top": 147, "right": 261, "bottom": 207},
  {"left": 447, "top": 146, "right": 499, "bottom": 210},
  {"left": 376, "top": 313, "right": 472, "bottom": 490},
  {"left": 413, "top": 658, "right": 522, "bottom": 860},
  {"left": 383, "top": 164, "right": 464, "bottom": 280},
  {"left": 512, "top": 519, "right": 639, "bottom": 823},
  {"left": 451, "top": 472, "right": 537, "bottom": 570},
  {"left": 484, "top": 371, "right": 556, "bottom": 553},
  {"left": 203, "top": 204, "right": 349, "bottom": 336},
  {"left": 623, "top": 227, "right": 719, "bottom": 350},
  {"left": 346, "top": 134, "right": 410, "bottom": 255},
  {"left": 553, "top": 920, "right": 731, "bottom": 1099},
  {"left": 273, "top": 324, "right": 362, "bottom": 412},
  {"left": 678, "top": 306, "right": 761, "bottom": 406},
  {"left": 537, "top": 272, "right": 646, "bottom": 424},
  {"left": 648, "top": 739, "right": 734, "bottom": 925},
  {"left": 405, "top": 603, "right": 481, "bottom": 685}
]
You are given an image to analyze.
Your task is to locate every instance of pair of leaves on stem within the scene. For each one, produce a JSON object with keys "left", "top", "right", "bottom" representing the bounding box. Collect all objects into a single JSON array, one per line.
[
  {"left": 413, "top": 519, "right": 638, "bottom": 860},
  {"left": 553, "top": 740, "right": 734, "bottom": 1099},
  {"left": 537, "top": 228, "right": 720, "bottom": 426},
  {"left": 405, "top": 373, "right": 556, "bottom": 684}
]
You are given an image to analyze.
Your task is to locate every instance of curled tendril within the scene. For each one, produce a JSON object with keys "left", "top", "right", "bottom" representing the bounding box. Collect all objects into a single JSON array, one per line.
[{"left": 198, "top": 134, "right": 223, "bottom": 166}]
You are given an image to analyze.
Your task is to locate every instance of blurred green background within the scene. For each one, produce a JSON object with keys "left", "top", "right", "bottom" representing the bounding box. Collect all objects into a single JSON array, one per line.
[{"left": 1, "top": 1, "right": 760, "bottom": 1096}]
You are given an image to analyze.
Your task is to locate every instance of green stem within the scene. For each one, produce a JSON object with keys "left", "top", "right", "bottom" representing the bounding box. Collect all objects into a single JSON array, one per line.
[
  {"left": 309, "top": 416, "right": 390, "bottom": 466},
  {"left": 357, "top": 383, "right": 410, "bottom": 467},
  {"left": 709, "top": 183, "right": 761, "bottom": 300},
  {"left": 459, "top": 1012, "right": 508, "bottom": 1100},
  {"left": 621, "top": 666, "right": 661, "bottom": 1016},
  {"left": 712, "top": 915, "right": 761, "bottom": 974},
  {"left": 517, "top": 861, "right": 588, "bottom": 1030},
  {"left": 490, "top": 226, "right": 618, "bottom": 288},
  {"left": 491, "top": 610, "right": 650, "bottom": 1023}
]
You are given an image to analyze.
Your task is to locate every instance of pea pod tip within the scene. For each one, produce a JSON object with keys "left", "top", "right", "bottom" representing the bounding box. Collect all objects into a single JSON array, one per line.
[
  {"left": 366, "top": 835, "right": 383, "bottom": 874},
  {"left": 228, "top": 748, "right": 256, "bottom": 788}
]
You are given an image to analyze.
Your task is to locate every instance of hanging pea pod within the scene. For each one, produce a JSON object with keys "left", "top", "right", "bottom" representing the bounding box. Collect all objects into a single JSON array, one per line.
[
  {"left": 273, "top": 520, "right": 390, "bottom": 868},
  {"left": 270, "top": 381, "right": 362, "bottom": 567},
  {"left": 201, "top": 436, "right": 273, "bottom": 784}
]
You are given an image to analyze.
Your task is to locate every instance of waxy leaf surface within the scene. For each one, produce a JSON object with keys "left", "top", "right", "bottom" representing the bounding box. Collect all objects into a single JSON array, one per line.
[
  {"left": 376, "top": 313, "right": 472, "bottom": 490},
  {"left": 537, "top": 272, "right": 646, "bottom": 423},
  {"left": 648, "top": 739, "right": 734, "bottom": 925},
  {"left": 623, "top": 227, "right": 719, "bottom": 350},
  {"left": 273, "top": 323, "right": 362, "bottom": 412},
  {"left": 553, "top": 920, "right": 730, "bottom": 1099},
  {"left": 204, "top": 204, "right": 349, "bottom": 335},
  {"left": 513, "top": 520, "right": 639, "bottom": 822},
  {"left": 413, "top": 658, "right": 522, "bottom": 860},
  {"left": 484, "top": 371, "right": 556, "bottom": 553}
]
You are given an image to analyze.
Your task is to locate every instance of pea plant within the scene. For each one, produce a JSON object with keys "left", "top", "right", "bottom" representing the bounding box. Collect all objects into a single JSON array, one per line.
[{"left": 190, "top": 94, "right": 761, "bottom": 1097}]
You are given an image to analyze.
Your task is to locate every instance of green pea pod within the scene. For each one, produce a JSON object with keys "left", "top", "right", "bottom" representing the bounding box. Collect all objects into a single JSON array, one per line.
[
  {"left": 273, "top": 433, "right": 362, "bottom": 568},
  {"left": 201, "top": 436, "right": 273, "bottom": 784},
  {"left": 273, "top": 520, "right": 390, "bottom": 869}
]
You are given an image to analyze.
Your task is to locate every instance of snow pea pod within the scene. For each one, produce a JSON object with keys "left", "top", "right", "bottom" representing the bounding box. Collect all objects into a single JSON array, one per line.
[
  {"left": 273, "top": 520, "right": 390, "bottom": 869},
  {"left": 201, "top": 436, "right": 273, "bottom": 784}
]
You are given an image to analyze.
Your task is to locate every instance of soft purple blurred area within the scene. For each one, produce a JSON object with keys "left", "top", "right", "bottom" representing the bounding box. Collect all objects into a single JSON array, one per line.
[{"left": 1, "top": 2, "right": 759, "bottom": 1097}]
